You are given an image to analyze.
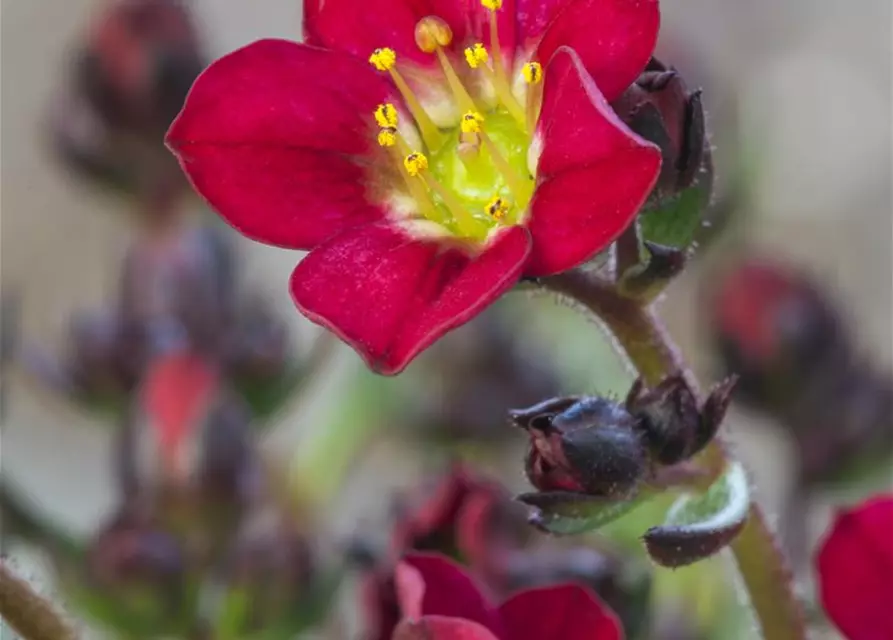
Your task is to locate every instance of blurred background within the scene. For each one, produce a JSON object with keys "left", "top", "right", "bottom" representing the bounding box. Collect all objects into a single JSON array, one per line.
[{"left": 1, "top": 0, "right": 890, "bottom": 638}]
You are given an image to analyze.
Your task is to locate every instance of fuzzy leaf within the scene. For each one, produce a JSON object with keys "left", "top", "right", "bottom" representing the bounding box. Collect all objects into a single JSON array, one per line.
[
  {"left": 638, "top": 174, "right": 711, "bottom": 249},
  {"left": 518, "top": 491, "right": 653, "bottom": 536},
  {"left": 643, "top": 462, "right": 749, "bottom": 568}
]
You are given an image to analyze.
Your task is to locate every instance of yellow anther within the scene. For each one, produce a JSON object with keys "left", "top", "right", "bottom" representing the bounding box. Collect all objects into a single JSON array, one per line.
[
  {"left": 522, "top": 62, "right": 543, "bottom": 84},
  {"left": 486, "top": 196, "right": 510, "bottom": 221},
  {"left": 377, "top": 127, "right": 398, "bottom": 147},
  {"left": 415, "top": 16, "right": 453, "bottom": 53},
  {"left": 403, "top": 152, "right": 429, "bottom": 177},
  {"left": 464, "top": 43, "right": 489, "bottom": 69},
  {"left": 481, "top": 0, "right": 503, "bottom": 10},
  {"left": 374, "top": 103, "right": 398, "bottom": 128},
  {"left": 460, "top": 111, "right": 484, "bottom": 134},
  {"left": 369, "top": 48, "right": 397, "bottom": 72}
]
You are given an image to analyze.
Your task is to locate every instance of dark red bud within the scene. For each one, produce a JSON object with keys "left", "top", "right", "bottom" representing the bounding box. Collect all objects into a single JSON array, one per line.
[
  {"left": 515, "top": 397, "right": 647, "bottom": 499},
  {"left": 612, "top": 59, "right": 708, "bottom": 195}
]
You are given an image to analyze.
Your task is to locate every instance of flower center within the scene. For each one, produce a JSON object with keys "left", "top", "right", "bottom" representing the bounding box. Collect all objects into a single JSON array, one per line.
[{"left": 367, "top": 8, "right": 544, "bottom": 243}]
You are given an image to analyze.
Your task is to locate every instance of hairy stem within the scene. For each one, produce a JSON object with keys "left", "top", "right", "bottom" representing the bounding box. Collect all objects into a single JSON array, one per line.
[
  {"left": 0, "top": 561, "right": 77, "bottom": 640},
  {"left": 540, "top": 268, "right": 806, "bottom": 640}
]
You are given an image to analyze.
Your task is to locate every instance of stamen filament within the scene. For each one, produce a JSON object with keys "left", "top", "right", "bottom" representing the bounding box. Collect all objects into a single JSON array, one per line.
[
  {"left": 523, "top": 62, "right": 544, "bottom": 135},
  {"left": 389, "top": 136, "right": 444, "bottom": 223},
  {"left": 433, "top": 47, "right": 479, "bottom": 115},
  {"left": 479, "top": 129, "right": 532, "bottom": 208},
  {"left": 388, "top": 67, "right": 446, "bottom": 151},
  {"left": 477, "top": 61, "right": 527, "bottom": 130}
]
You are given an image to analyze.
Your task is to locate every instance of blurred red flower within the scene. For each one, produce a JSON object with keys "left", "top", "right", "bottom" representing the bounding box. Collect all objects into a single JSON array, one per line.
[
  {"left": 392, "top": 553, "right": 622, "bottom": 639},
  {"left": 816, "top": 494, "right": 893, "bottom": 640},
  {"left": 167, "top": 0, "right": 661, "bottom": 374}
]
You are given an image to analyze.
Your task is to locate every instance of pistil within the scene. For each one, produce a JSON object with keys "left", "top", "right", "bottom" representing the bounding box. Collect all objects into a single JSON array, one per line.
[
  {"left": 404, "top": 151, "right": 486, "bottom": 238},
  {"left": 461, "top": 111, "right": 532, "bottom": 208},
  {"left": 415, "top": 17, "right": 479, "bottom": 116}
]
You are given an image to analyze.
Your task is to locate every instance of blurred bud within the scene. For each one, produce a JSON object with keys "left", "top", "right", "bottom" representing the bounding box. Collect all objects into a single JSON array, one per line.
[
  {"left": 210, "top": 510, "right": 316, "bottom": 635},
  {"left": 50, "top": 0, "right": 205, "bottom": 204},
  {"left": 361, "top": 466, "right": 530, "bottom": 640},
  {"left": 85, "top": 508, "right": 190, "bottom": 634},
  {"left": 500, "top": 547, "right": 652, "bottom": 639},
  {"left": 225, "top": 300, "right": 291, "bottom": 381},
  {"left": 708, "top": 257, "right": 893, "bottom": 482},
  {"left": 119, "top": 223, "right": 236, "bottom": 361},
  {"left": 119, "top": 351, "right": 263, "bottom": 525},
  {"left": 412, "top": 312, "right": 563, "bottom": 442},
  {"left": 613, "top": 58, "right": 708, "bottom": 196},
  {"left": 390, "top": 464, "right": 529, "bottom": 572}
]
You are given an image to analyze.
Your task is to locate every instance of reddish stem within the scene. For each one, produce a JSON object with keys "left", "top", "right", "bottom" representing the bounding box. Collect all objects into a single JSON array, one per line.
[{"left": 540, "top": 268, "right": 807, "bottom": 640}]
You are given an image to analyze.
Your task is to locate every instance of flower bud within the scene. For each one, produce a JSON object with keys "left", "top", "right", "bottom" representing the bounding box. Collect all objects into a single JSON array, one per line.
[
  {"left": 627, "top": 374, "right": 736, "bottom": 466},
  {"left": 514, "top": 396, "right": 647, "bottom": 500},
  {"left": 612, "top": 58, "right": 708, "bottom": 196},
  {"left": 708, "top": 257, "right": 893, "bottom": 482},
  {"left": 50, "top": 0, "right": 205, "bottom": 203},
  {"left": 85, "top": 508, "right": 191, "bottom": 634},
  {"left": 210, "top": 511, "right": 317, "bottom": 635}
]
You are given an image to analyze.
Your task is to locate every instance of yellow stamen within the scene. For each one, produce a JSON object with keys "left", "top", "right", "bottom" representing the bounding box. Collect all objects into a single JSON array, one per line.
[
  {"left": 481, "top": 0, "right": 502, "bottom": 9},
  {"left": 370, "top": 48, "right": 444, "bottom": 151},
  {"left": 403, "top": 151, "right": 485, "bottom": 237},
  {"left": 374, "top": 103, "right": 399, "bottom": 129},
  {"left": 369, "top": 47, "right": 397, "bottom": 72},
  {"left": 485, "top": 196, "right": 510, "bottom": 222},
  {"left": 460, "top": 111, "right": 484, "bottom": 134},
  {"left": 522, "top": 62, "right": 543, "bottom": 85},
  {"left": 463, "top": 43, "right": 489, "bottom": 69},
  {"left": 414, "top": 18, "right": 478, "bottom": 115},
  {"left": 377, "top": 127, "right": 398, "bottom": 147},
  {"left": 522, "top": 62, "right": 544, "bottom": 135},
  {"left": 403, "top": 152, "right": 429, "bottom": 177}
]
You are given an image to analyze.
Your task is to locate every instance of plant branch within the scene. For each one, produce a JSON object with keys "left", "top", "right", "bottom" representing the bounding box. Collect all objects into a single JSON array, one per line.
[
  {"left": 539, "top": 268, "right": 806, "bottom": 640},
  {"left": 0, "top": 561, "right": 77, "bottom": 640}
]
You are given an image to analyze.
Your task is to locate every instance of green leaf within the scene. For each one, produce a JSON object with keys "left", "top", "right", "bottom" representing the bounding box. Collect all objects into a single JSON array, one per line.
[
  {"left": 643, "top": 462, "right": 750, "bottom": 568},
  {"left": 639, "top": 176, "right": 711, "bottom": 249},
  {"left": 518, "top": 491, "right": 654, "bottom": 536}
]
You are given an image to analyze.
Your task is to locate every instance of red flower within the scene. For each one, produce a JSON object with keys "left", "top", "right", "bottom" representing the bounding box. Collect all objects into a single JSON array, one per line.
[
  {"left": 815, "top": 494, "right": 893, "bottom": 640},
  {"left": 166, "top": 0, "right": 661, "bottom": 374},
  {"left": 392, "top": 552, "right": 622, "bottom": 639}
]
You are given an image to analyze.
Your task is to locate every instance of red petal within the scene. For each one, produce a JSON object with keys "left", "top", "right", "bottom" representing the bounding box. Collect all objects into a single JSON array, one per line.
[
  {"left": 524, "top": 49, "right": 660, "bottom": 276},
  {"left": 400, "top": 553, "right": 505, "bottom": 636},
  {"left": 536, "top": 0, "right": 659, "bottom": 102},
  {"left": 816, "top": 494, "right": 893, "bottom": 640},
  {"left": 167, "top": 40, "right": 391, "bottom": 249},
  {"left": 394, "top": 616, "right": 502, "bottom": 640},
  {"left": 290, "top": 223, "right": 530, "bottom": 375},
  {"left": 307, "top": 0, "right": 434, "bottom": 69},
  {"left": 499, "top": 584, "right": 623, "bottom": 640},
  {"left": 515, "top": 0, "right": 571, "bottom": 51}
]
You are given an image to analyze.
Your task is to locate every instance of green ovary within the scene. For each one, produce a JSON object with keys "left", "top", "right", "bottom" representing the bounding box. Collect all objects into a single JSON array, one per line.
[{"left": 428, "top": 108, "right": 534, "bottom": 239}]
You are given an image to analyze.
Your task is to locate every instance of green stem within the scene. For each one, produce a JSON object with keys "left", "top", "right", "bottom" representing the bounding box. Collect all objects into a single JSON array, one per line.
[
  {"left": 540, "top": 269, "right": 806, "bottom": 640},
  {"left": 0, "top": 561, "right": 77, "bottom": 640}
]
